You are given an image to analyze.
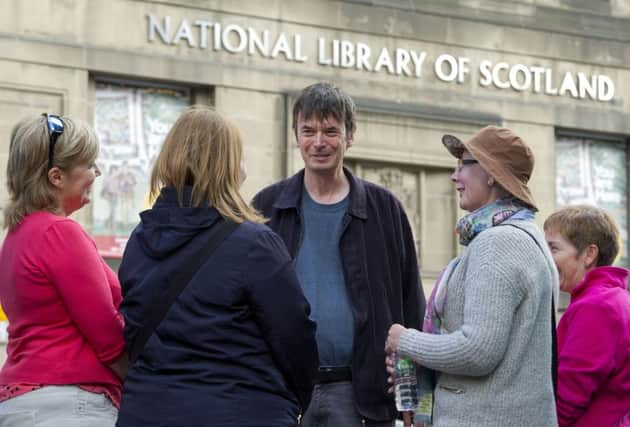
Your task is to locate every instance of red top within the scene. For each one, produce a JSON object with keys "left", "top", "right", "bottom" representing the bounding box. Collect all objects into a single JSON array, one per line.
[{"left": 0, "top": 211, "right": 125, "bottom": 407}]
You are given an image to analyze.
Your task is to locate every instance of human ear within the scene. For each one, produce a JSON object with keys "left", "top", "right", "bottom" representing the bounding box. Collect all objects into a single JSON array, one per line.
[
  {"left": 584, "top": 244, "right": 600, "bottom": 269},
  {"left": 346, "top": 131, "right": 355, "bottom": 149},
  {"left": 47, "top": 167, "right": 65, "bottom": 189}
]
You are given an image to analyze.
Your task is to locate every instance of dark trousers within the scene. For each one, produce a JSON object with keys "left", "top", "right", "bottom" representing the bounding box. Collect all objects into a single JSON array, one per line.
[{"left": 301, "top": 381, "right": 395, "bottom": 427}]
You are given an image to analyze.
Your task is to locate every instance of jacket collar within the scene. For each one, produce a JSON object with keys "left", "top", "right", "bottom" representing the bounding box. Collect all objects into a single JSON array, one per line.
[
  {"left": 571, "top": 265, "right": 630, "bottom": 299},
  {"left": 273, "top": 167, "right": 367, "bottom": 220}
]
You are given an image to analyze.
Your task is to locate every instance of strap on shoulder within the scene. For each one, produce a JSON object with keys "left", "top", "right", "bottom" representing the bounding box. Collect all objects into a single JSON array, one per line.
[
  {"left": 499, "top": 222, "right": 559, "bottom": 399},
  {"left": 128, "top": 218, "right": 239, "bottom": 364}
]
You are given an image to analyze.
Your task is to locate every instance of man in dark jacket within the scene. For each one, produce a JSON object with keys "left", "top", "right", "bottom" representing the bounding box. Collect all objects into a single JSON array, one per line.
[{"left": 252, "top": 82, "right": 425, "bottom": 426}]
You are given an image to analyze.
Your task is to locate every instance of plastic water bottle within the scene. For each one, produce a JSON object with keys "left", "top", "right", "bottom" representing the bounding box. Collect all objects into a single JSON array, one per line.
[{"left": 393, "top": 352, "right": 418, "bottom": 411}]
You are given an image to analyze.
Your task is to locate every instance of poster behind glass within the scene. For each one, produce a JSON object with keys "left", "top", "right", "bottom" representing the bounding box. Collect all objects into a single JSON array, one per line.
[
  {"left": 556, "top": 137, "right": 628, "bottom": 267},
  {"left": 92, "top": 82, "right": 189, "bottom": 257}
]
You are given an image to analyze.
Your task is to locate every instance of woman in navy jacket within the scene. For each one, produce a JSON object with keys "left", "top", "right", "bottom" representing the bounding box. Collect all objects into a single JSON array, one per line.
[{"left": 116, "top": 106, "right": 318, "bottom": 427}]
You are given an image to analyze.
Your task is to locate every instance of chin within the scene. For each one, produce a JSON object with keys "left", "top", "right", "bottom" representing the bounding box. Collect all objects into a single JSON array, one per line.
[
  {"left": 460, "top": 200, "right": 485, "bottom": 212},
  {"left": 559, "top": 281, "right": 572, "bottom": 293},
  {"left": 459, "top": 201, "right": 473, "bottom": 212},
  {"left": 309, "top": 163, "right": 336, "bottom": 173}
]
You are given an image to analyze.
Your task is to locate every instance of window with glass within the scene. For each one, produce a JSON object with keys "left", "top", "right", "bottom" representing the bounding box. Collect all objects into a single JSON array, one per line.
[
  {"left": 91, "top": 80, "right": 191, "bottom": 258},
  {"left": 555, "top": 133, "right": 628, "bottom": 268}
]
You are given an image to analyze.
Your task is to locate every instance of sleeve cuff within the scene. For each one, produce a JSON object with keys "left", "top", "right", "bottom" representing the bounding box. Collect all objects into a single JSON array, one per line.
[
  {"left": 95, "top": 340, "right": 126, "bottom": 365},
  {"left": 398, "top": 327, "right": 423, "bottom": 359}
]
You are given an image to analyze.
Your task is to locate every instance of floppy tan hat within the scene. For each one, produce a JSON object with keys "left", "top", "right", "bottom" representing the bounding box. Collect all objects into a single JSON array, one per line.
[{"left": 442, "top": 125, "right": 538, "bottom": 211}]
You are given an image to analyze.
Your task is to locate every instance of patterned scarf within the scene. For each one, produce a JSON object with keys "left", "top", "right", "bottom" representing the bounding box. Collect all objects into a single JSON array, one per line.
[
  {"left": 423, "top": 258, "right": 459, "bottom": 335},
  {"left": 455, "top": 197, "right": 534, "bottom": 247}
]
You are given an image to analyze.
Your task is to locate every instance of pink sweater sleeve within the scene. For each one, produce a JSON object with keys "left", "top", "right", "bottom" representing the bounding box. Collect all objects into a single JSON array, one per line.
[
  {"left": 39, "top": 219, "right": 125, "bottom": 364},
  {"left": 557, "top": 303, "right": 617, "bottom": 427}
]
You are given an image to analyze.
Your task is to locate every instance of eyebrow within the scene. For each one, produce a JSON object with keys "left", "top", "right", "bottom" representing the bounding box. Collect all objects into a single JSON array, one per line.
[{"left": 299, "top": 123, "right": 342, "bottom": 131}]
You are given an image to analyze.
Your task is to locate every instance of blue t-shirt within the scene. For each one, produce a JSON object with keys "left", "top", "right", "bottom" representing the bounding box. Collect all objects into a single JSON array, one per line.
[{"left": 295, "top": 189, "right": 354, "bottom": 366}]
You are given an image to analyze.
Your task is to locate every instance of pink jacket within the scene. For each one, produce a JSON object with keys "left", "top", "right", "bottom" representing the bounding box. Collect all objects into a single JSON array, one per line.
[{"left": 557, "top": 266, "right": 630, "bottom": 427}]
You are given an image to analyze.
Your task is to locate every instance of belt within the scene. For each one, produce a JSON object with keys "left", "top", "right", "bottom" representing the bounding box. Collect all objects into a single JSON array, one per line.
[{"left": 315, "top": 366, "right": 352, "bottom": 384}]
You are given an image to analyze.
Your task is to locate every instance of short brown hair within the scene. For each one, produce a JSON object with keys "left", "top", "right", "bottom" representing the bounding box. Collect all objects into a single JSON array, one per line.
[
  {"left": 292, "top": 82, "right": 356, "bottom": 139},
  {"left": 544, "top": 205, "right": 620, "bottom": 266},
  {"left": 4, "top": 114, "right": 99, "bottom": 230},
  {"left": 150, "top": 105, "right": 264, "bottom": 224}
]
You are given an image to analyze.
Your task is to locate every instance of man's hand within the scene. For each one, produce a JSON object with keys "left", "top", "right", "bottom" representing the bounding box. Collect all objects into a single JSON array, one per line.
[
  {"left": 403, "top": 411, "right": 413, "bottom": 427},
  {"left": 401, "top": 411, "right": 426, "bottom": 427}
]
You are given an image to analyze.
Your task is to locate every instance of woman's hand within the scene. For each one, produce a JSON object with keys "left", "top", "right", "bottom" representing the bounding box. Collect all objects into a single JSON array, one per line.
[
  {"left": 385, "top": 323, "right": 407, "bottom": 354},
  {"left": 386, "top": 353, "right": 425, "bottom": 427},
  {"left": 385, "top": 323, "right": 407, "bottom": 394},
  {"left": 108, "top": 351, "right": 129, "bottom": 380},
  {"left": 386, "top": 325, "right": 425, "bottom": 427},
  {"left": 385, "top": 353, "right": 395, "bottom": 394}
]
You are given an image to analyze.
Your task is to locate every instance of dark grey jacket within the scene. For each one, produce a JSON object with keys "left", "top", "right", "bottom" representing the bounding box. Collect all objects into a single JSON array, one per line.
[{"left": 252, "top": 168, "right": 425, "bottom": 421}]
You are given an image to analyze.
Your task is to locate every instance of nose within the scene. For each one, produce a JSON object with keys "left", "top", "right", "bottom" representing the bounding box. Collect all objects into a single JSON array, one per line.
[
  {"left": 450, "top": 169, "right": 458, "bottom": 182},
  {"left": 314, "top": 131, "right": 326, "bottom": 147},
  {"left": 94, "top": 164, "right": 102, "bottom": 177}
]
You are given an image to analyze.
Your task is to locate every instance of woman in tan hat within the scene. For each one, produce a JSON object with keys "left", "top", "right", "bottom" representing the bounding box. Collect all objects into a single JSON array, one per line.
[{"left": 385, "top": 126, "right": 559, "bottom": 427}]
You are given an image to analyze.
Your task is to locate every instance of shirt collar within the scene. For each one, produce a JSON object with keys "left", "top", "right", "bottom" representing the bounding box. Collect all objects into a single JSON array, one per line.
[
  {"left": 571, "top": 265, "right": 630, "bottom": 298},
  {"left": 273, "top": 167, "right": 367, "bottom": 220}
]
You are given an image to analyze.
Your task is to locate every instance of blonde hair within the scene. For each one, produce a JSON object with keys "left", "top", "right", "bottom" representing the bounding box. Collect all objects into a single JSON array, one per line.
[
  {"left": 150, "top": 106, "right": 264, "bottom": 224},
  {"left": 544, "top": 205, "right": 620, "bottom": 266},
  {"left": 4, "top": 114, "right": 99, "bottom": 230}
]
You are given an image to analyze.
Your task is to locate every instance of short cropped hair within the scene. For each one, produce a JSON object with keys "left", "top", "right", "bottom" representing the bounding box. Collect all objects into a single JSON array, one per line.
[
  {"left": 150, "top": 105, "right": 264, "bottom": 224},
  {"left": 292, "top": 82, "right": 356, "bottom": 138},
  {"left": 544, "top": 205, "right": 620, "bottom": 266},
  {"left": 4, "top": 115, "right": 99, "bottom": 230}
]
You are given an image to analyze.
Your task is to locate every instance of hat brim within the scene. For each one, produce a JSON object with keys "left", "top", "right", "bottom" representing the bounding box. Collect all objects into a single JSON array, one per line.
[{"left": 442, "top": 134, "right": 466, "bottom": 159}]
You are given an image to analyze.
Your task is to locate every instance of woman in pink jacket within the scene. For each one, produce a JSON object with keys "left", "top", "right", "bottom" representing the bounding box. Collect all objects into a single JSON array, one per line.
[
  {"left": 0, "top": 114, "right": 127, "bottom": 426},
  {"left": 545, "top": 205, "right": 630, "bottom": 427}
]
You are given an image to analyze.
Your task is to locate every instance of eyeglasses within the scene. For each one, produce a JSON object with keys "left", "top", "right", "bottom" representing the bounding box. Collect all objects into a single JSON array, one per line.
[
  {"left": 456, "top": 158, "right": 478, "bottom": 172},
  {"left": 42, "top": 113, "right": 65, "bottom": 170}
]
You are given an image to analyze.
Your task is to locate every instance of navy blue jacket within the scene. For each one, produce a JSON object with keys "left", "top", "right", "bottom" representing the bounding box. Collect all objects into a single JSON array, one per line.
[
  {"left": 116, "top": 187, "right": 318, "bottom": 427},
  {"left": 252, "top": 168, "right": 425, "bottom": 421}
]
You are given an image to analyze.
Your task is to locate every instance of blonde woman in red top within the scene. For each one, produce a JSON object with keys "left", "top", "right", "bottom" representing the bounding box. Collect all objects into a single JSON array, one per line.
[{"left": 0, "top": 114, "right": 127, "bottom": 426}]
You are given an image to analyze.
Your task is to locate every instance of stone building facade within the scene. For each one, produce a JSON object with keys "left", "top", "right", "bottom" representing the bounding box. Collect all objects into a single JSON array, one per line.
[{"left": 1, "top": 0, "right": 629, "bottom": 330}]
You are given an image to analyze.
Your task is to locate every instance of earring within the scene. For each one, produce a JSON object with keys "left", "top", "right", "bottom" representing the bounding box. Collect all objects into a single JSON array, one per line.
[{"left": 487, "top": 178, "right": 494, "bottom": 186}]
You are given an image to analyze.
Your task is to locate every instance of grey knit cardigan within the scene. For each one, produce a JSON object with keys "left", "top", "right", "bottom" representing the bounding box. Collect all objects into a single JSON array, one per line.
[{"left": 399, "top": 218, "right": 559, "bottom": 427}]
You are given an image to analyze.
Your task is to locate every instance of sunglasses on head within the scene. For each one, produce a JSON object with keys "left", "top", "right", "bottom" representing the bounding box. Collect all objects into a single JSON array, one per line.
[{"left": 42, "top": 113, "right": 65, "bottom": 170}]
